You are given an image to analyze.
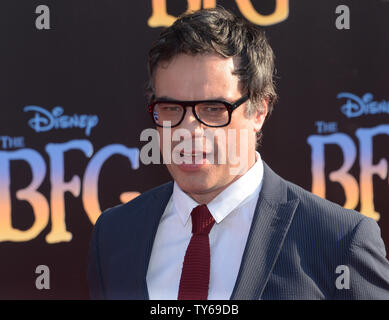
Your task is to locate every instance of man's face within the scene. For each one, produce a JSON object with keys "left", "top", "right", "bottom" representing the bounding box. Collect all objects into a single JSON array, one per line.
[{"left": 153, "top": 53, "right": 267, "bottom": 203}]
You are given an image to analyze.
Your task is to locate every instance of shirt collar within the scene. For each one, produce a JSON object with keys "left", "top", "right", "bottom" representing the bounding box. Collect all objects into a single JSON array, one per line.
[{"left": 173, "top": 152, "right": 264, "bottom": 226}]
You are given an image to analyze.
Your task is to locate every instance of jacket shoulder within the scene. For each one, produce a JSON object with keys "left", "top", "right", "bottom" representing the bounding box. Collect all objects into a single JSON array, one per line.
[
  {"left": 95, "top": 181, "right": 173, "bottom": 227},
  {"left": 283, "top": 178, "right": 368, "bottom": 239}
]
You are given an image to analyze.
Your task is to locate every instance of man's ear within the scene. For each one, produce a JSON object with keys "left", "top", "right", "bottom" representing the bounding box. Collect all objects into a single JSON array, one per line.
[{"left": 253, "top": 98, "right": 268, "bottom": 133}]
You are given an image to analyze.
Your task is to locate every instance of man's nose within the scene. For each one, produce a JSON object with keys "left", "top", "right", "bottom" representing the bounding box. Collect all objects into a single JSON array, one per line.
[{"left": 179, "top": 106, "right": 203, "bottom": 132}]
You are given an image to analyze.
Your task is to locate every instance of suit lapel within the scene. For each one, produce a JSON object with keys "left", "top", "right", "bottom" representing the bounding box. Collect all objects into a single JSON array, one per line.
[
  {"left": 230, "top": 163, "right": 299, "bottom": 300},
  {"left": 137, "top": 182, "right": 174, "bottom": 300}
]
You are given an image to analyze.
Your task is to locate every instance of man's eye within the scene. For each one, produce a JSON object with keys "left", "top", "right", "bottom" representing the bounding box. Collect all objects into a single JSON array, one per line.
[
  {"left": 206, "top": 107, "right": 224, "bottom": 112},
  {"left": 200, "top": 104, "right": 226, "bottom": 113},
  {"left": 159, "top": 105, "right": 181, "bottom": 112}
]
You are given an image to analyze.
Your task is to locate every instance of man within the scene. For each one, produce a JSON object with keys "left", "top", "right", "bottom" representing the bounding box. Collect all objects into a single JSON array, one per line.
[{"left": 88, "top": 7, "right": 389, "bottom": 299}]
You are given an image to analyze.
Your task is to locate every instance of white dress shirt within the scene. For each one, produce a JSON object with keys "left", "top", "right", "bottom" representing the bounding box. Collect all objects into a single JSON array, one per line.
[{"left": 146, "top": 152, "right": 264, "bottom": 300}]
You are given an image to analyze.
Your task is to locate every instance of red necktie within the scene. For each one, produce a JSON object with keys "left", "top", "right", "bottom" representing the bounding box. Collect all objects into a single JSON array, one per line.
[{"left": 178, "top": 204, "right": 216, "bottom": 300}]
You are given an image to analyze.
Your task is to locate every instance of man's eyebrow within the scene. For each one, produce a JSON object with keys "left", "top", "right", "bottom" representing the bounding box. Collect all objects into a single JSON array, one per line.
[
  {"left": 154, "top": 96, "right": 228, "bottom": 101},
  {"left": 154, "top": 96, "right": 177, "bottom": 101}
]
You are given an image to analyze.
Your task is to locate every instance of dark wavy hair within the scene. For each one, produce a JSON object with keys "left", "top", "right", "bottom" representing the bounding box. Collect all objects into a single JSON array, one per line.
[{"left": 146, "top": 6, "right": 277, "bottom": 141}]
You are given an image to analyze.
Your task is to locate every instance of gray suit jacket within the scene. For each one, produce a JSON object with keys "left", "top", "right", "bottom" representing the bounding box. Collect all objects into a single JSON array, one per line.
[{"left": 88, "top": 162, "right": 389, "bottom": 299}]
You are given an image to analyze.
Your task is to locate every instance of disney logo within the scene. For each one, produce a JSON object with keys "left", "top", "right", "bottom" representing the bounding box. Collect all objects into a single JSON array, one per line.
[
  {"left": 24, "top": 106, "right": 99, "bottom": 136},
  {"left": 338, "top": 92, "right": 389, "bottom": 118}
]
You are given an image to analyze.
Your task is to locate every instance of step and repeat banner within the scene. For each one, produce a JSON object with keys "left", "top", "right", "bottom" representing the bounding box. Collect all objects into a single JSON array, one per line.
[{"left": 1, "top": 0, "right": 388, "bottom": 299}]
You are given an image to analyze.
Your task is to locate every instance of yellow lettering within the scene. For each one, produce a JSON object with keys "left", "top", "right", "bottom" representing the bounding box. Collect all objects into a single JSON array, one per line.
[
  {"left": 148, "top": 0, "right": 176, "bottom": 28},
  {"left": 235, "top": 0, "right": 289, "bottom": 26},
  {"left": 148, "top": 0, "right": 289, "bottom": 28},
  {"left": 0, "top": 150, "right": 49, "bottom": 242}
]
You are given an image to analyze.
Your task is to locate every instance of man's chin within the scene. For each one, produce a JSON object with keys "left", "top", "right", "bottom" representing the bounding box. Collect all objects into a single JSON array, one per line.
[
  {"left": 167, "top": 162, "right": 210, "bottom": 177},
  {"left": 170, "top": 167, "right": 211, "bottom": 190}
]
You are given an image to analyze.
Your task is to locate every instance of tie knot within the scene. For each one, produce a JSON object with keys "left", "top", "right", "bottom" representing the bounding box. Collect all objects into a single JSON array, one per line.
[{"left": 190, "top": 204, "right": 215, "bottom": 235}]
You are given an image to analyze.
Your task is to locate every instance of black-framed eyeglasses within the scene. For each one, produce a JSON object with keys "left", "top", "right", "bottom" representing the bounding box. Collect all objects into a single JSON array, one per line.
[{"left": 148, "top": 95, "right": 249, "bottom": 128}]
